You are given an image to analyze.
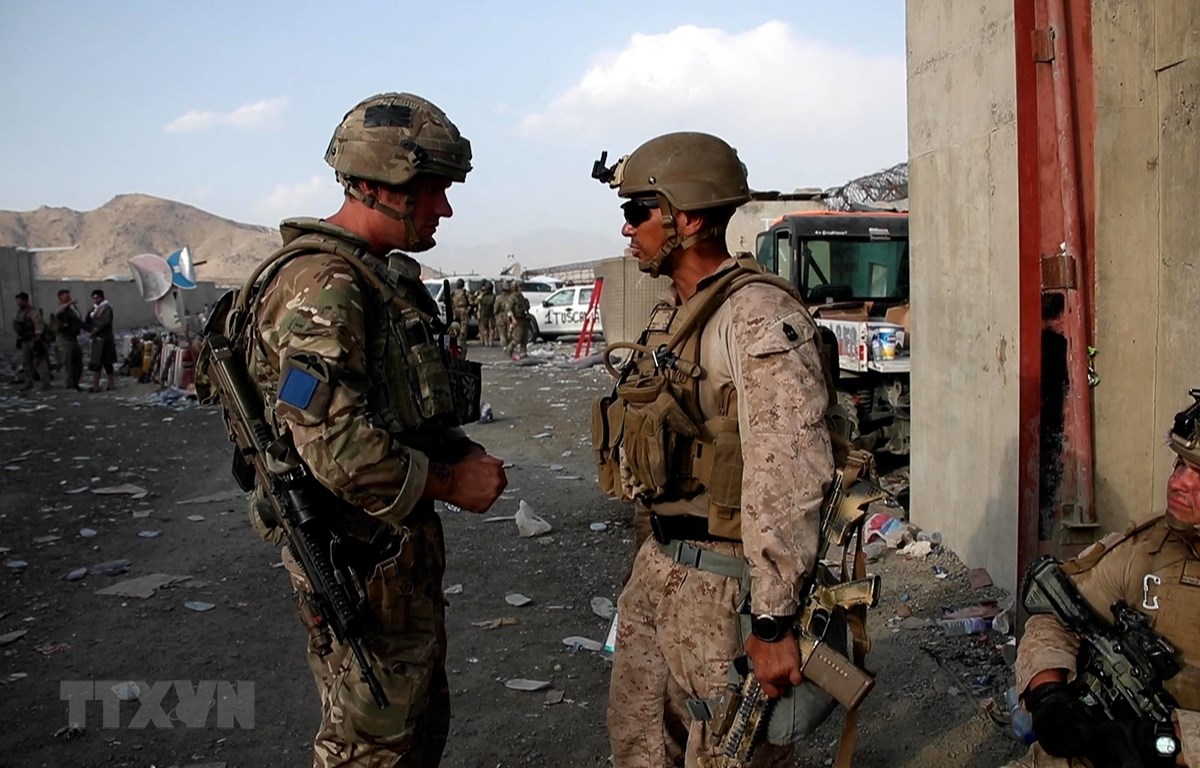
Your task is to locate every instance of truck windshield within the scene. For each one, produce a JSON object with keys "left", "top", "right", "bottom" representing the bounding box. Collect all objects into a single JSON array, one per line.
[{"left": 801, "top": 239, "right": 908, "bottom": 303}]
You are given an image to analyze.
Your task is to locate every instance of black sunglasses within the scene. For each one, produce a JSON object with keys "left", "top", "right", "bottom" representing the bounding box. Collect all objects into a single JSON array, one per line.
[{"left": 621, "top": 198, "right": 660, "bottom": 227}]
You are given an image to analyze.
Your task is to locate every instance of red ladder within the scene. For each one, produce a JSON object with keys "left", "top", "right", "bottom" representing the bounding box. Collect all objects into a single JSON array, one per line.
[{"left": 574, "top": 277, "right": 604, "bottom": 359}]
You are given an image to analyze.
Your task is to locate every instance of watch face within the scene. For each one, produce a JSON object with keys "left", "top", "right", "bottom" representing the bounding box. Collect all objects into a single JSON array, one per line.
[{"left": 1155, "top": 735, "right": 1178, "bottom": 756}]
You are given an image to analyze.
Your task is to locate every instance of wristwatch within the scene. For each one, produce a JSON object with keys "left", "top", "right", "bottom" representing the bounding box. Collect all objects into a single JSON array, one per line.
[{"left": 751, "top": 614, "right": 796, "bottom": 643}]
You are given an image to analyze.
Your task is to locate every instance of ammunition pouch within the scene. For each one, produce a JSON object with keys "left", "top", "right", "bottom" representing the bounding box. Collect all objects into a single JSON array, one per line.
[
  {"left": 766, "top": 609, "right": 853, "bottom": 744},
  {"left": 694, "top": 403, "right": 744, "bottom": 540},
  {"left": 591, "top": 393, "right": 625, "bottom": 497},
  {"left": 616, "top": 376, "right": 699, "bottom": 499}
]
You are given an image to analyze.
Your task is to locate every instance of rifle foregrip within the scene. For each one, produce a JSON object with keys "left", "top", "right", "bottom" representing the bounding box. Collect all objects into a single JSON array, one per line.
[{"left": 799, "top": 636, "right": 875, "bottom": 711}]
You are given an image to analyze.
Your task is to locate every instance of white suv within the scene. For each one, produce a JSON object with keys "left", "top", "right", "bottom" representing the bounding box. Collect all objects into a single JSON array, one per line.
[{"left": 533, "top": 285, "right": 603, "bottom": 341}]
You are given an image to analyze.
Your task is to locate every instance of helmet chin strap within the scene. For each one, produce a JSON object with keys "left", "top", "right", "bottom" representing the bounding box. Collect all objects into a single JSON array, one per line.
[
  {"left": 636, "top": 194, "right": 727, "bottom": 278},
  {"left": 340, "top": 175, "right": 423, "bottom": 251}
]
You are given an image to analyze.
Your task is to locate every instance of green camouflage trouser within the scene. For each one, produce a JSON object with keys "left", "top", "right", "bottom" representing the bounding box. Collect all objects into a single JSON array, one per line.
[{"left": 284, "top": 506, "right": 449, "bottom": 768}]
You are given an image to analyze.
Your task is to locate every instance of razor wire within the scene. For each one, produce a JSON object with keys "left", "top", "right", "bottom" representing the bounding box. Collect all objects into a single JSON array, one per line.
[{"left": 823, "top": 162, "right": 909, "bottom": 212}]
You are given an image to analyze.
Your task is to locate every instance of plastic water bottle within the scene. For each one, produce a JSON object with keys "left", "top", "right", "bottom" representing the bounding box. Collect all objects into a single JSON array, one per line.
[
  {"left": 1005, "top": 685, "right": 1036, "bottom": 744},
  {"left": 939, "top": 617, "right": 993, "bottom": 636},
  {"left": 916, "top": 530, "right": 943, "bottom": 546}
]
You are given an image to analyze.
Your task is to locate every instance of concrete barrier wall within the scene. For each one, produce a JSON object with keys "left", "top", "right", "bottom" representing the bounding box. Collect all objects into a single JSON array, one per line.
[
  {"left": 907, "top": 1, "right": 1022, "bottom": 590},
  {"left": 1092, "top": 1, "right": 1200, "bottom": 528},
  {"left": 0, "top": 247, "right": 231, "bottom": 341}
]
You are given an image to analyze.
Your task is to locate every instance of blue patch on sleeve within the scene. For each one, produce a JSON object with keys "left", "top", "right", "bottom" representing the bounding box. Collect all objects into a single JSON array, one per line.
[{"left": 279, "top": 367, "right": 319, "bottom": 410}]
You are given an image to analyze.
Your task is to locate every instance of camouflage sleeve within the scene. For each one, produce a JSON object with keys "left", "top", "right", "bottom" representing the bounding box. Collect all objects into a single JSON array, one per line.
[
  {"left": 728, "top": 285, "right": 833, "bottom": 615},
  {"left": 256, "top": 253, "right": 428, "bottom": 524},
  {"left": 1014, "top": 615, "right": 1081, "bottom": 695},
  {"left": 1014, "top": 540, "right": 1132, "bottom": 695}
]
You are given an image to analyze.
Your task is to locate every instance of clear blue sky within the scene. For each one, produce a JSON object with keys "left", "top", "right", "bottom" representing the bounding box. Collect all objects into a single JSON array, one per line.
[{"left": 0, "top": 1, "right": 907, "bottom": 271}]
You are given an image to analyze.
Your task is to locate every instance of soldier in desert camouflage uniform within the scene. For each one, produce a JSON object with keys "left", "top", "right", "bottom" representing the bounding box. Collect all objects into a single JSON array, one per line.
[
  {"left": 1005, "top": 390, "right": 1200, "bottom": 768},
  {"left": 493, "top": 281, "right": 513, "bottom": 349},
  {"left": 449, "top": 278, "right": 470, "bottom": 330},
  {"left": 241, "top": 92, "right": 507, "bottom": 768},
  {"left": 590, "top": 132, "right": 833, "bottom": 767},
  {"left": 475, "top": 281, "right": 496, "bottom": 347}
]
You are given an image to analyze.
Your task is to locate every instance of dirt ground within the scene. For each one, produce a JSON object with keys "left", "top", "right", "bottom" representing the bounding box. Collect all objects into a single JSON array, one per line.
[{"left": 0, "top": 342, "right": 1026, "bottom": 768}]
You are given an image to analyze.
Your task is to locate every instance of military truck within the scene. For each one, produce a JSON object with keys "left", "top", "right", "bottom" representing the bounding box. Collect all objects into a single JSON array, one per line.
[{"left": 755, "top": 211, "right": 911, "bottom": 455}]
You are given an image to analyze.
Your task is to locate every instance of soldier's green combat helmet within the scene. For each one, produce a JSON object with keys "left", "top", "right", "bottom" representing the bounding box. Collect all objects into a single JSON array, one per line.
[
  {"left": 325, "top": 92, "right": 472, "bottom": 251},
  {"left": 1170, "top": 389, "right": 1200, "bottom": 467},
  {"left": 591, "top": 132, "right": 750, "bottom": 277}
]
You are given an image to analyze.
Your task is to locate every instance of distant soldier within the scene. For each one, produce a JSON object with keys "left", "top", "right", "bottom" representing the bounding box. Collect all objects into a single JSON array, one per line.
[
  {"left": 505, "top": 287, "right": 531, "bottom": 359},
  {"left": 86, "top": 289, "right": 117, "bottom": 392},
  {"left": 52, "top": 288, "right": 84, "bottom": 391},
  {"left": 494, "top": 281, "right": 513, "bottom": 349},
  {"left": 450, "top": 278, "right": 471, "bottom": 331},
  {"left": 476, "top": 281, "right": 497, "bottom": 347},
  {"left": 12, "top": 292, "right": 50, "bottom": 391}
]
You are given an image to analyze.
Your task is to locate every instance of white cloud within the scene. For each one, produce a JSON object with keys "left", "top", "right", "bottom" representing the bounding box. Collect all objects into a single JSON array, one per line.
[
  {"left": 518, "top": 22, "right": 907, "bottom": 188},
  {"left": 256, "top": 174, "right": 342, "bottom": 220},
  {"left": 165, "top": 97, "right": 288, "bottom": 134}
]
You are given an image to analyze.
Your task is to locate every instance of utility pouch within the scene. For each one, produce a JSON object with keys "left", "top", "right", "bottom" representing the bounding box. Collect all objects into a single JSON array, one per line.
[
  {"left": 696, "top": 416, "right": 744, "bottom": 539},
  {"left": 591, "top": 393, "right": 625, "bottom": 497},
  {"left": 617, "top": 377, "right": 697, "bottom": 496},
  {"left": 365, "top": 550, "right": 416, "bottom": 633},
  {"left": 447, "top": 356, "right": 482, "bottom": 424},
  {"left": 406, "top": 336, "right": 456, "bottom": 422}
]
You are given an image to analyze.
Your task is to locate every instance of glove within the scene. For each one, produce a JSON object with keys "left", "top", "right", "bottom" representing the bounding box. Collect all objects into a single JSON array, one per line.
[
  {"left": 1024, "top": 682, "right": 1101, "bottom": 759},
  {"left": 1085, "top": 720, "right": 1172, "bottom": 768}
]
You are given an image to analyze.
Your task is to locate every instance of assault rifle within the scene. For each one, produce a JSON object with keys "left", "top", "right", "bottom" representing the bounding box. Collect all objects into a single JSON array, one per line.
[
  {"left": 703, "top": 465, "right": 882, "bottom": 767},
  {"left": 199, "top": 331, "right": 390, "bottom": 709},
  {"left": 1021, "top": 555, "right": 1181, "bottom": 760}
]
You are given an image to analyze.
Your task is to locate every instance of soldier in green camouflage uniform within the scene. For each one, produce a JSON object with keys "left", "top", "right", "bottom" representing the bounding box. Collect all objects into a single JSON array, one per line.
[
  {"left": 504, "top": 289, "right": 530, "bottom": 358},
  {"left": 243, "top": 93, "right": 508, "bottom": 768}
]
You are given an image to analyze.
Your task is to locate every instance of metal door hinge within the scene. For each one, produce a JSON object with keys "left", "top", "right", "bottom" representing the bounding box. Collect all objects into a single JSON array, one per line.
[
  {"left": 1033, "top": 28, "right": 1056, "bottom": 63},
  {"left": 1041, "top": 251, "right": 1076, "bottom": 290}
]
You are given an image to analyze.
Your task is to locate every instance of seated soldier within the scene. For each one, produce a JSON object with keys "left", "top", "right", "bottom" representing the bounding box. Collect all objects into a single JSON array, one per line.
[{"left": 1006, "top": 389, "right": 1200, "bottom": 768}]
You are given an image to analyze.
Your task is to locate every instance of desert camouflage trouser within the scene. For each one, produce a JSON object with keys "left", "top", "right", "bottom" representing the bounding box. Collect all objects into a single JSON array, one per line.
[
  {"left": 496, "top": 312, "right": 510, "bottom": 347},
  {"left": 284, "top": 506, "right": 449, "bottom": 768},
  {"left": 504, "top": 317, "right": 528, "bottom": 356},
  {"left": 478, "top": 315, "right": 495, "bottom": 346},
  {"left": 608, "top": 537, "right": 792, "bottom": 768},
  {"left": 453, "top": 307, "right": 470, "bottom": 329},
  {"left": 58, "top": 336, "right": 82, "bottom": 388}
]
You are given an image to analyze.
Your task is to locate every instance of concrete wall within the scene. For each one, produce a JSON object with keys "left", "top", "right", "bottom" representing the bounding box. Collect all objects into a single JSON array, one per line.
[
  {"left": 0, "top": 246, "right": 231, "bottom": 341},
  {"left": 1092, "top": 1, "right": 1200, "bottom": 530},
  {"left": 727, "top": 197, "right": 826, "bottom": 255},
  {"left": 594, "top": 255, "right": 666, "bottom": 345},
  {"left": 907, "top": 1, "right": 1022, "bottom": 590}
]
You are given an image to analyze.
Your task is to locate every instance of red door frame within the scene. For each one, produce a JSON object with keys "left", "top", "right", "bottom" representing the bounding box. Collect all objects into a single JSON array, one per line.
[{"left": 1015, "top": 0, "right": 1097, "bottom": 579}]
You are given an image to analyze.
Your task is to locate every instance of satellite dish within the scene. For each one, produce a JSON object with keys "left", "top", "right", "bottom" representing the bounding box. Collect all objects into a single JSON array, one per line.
[
  {"left": 128, "top": 254, "right": 173, "bottom": 301},
  {"left": 166, "top": 247, "right": 198, "bottom": 290},
  {"left": 154, "top": 291, "right": 186, "bottom": 332}
]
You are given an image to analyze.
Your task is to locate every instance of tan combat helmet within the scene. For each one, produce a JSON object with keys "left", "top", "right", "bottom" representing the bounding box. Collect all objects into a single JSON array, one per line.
[
  {"left": 592, "top": 132, "right": 750, "bottom": 277},
  {"left": 325, "top": 92, "right": 472, "bottom": 249},
  {"left": 1170, "top": 389, "right": 1200, "bottom": 467}
]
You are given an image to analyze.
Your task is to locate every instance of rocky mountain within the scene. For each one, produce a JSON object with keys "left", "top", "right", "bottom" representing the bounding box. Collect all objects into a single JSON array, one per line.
[
  {"left": 0, "top": 194, "right": 280, "bottom": 284},
  {"left": 0, "top": 194, "right": 625, "bottom": 284}
]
